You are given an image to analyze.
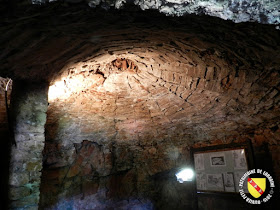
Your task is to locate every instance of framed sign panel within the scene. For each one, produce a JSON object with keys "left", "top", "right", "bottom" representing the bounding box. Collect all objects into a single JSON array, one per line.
[{"left": 191, "top": 140, "right": 254, "bottom": 194}]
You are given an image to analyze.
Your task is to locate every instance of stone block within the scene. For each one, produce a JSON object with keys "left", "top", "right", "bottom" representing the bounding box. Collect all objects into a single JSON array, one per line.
[
  {"left": 9, "top": 186, "right": 31, "bottom": 200},
  {"left": 67, "top": 164, "right": 81, "bottom": 178},
  {"left": 10, "top": 172, "right": 29, "bottom": 187},
  {"left": 82, "top": 180, "right": 99, "bottom": 196},
  {"left": 10, "top": 193, "right": 40, "bottom": 209},
  {"left": 205, "top": 66, "right": 215, "bottom": 80},
  {"left": 162, "top": 70, "right": 174, "bottom": 83}
]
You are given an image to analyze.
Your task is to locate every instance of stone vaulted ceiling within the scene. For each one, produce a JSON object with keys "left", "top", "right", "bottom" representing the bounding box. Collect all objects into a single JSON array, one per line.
[{"left": 1, "top": 4, "right": 280, "bottom": 143}]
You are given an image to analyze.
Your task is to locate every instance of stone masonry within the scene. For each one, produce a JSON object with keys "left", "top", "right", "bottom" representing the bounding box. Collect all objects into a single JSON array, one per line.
[
  {"left": 0, "top": 77, "right": 13, "bottom": 210},
  {"left": 9, "top": 81, "right": 48, "bottom": 210}
]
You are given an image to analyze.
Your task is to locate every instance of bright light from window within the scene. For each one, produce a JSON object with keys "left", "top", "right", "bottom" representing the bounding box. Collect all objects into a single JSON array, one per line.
[{"left": 176, "top": 168, "right": 194, "bottom": 183}]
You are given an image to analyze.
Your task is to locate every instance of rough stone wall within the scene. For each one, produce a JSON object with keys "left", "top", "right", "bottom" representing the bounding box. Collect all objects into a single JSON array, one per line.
[
  {"left": 0, "top": 77, "right": 12, "bottom": 134},
  {"left": 9, "top": 81, "right": 48, "bottom": 209},
  {"left": 40, "top": 139, "right": 194, "bottom": 209},
  {"left": 134, "top": 0, "right": 280, "bottom": 25},
  {"left": 30, "top": 0, "right": 280, "bottom": 25},
  {"left": 0, "top": 77, "right": 12, "bottom": 210}
]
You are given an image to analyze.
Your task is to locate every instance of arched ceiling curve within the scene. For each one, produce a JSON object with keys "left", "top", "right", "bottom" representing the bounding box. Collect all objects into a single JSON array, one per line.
[
  {"left": 46, "top": 46, "right": 280, "bottom": 143},
  {"left": 1, "top": 6, "right": 279, "bottom": 80},
  {"left": 1, "top": 6, "right": 280, "bottom": 142}
]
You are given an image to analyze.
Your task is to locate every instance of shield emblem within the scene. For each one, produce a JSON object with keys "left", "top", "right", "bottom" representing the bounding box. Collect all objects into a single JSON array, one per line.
[{"left": 247, "top": 178, "right": 266, "bottom": 198}]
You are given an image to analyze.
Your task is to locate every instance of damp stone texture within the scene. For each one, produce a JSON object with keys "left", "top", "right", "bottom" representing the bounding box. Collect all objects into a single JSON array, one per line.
[{"left": 9, "top": 81, "right": 48, "bottom": 210}]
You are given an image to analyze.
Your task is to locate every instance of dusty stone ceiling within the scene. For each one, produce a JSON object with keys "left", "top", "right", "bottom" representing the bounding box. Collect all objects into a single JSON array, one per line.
[
  {"left": 30, "top": 0, "right": 280, "bottom": 25},
  {"left": 1, "top": 4, "right": 280, "bottom": 142}
]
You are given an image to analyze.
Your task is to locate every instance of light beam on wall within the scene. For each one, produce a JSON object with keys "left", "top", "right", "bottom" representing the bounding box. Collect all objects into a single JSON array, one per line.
[
  {"left": 48, "top": 80, "right": 67, "bottom": 101},
  {"left": 48, "top": 76, "right": 87, "bottom": 101}
]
